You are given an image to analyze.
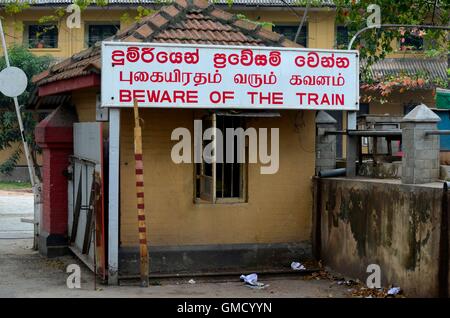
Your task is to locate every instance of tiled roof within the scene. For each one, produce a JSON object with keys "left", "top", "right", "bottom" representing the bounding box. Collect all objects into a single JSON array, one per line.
[
  {"left": 34, "top": 0, "right": 301, "bottom": 86},
  {"left": 27, "top": 89, "right": 71, "bottom": 109},
  {"left": 0, "top": 0, "right": 335, "bottom": 7},
  {"left": 366, "top": 57, "right": 448, "bottom": 84}
]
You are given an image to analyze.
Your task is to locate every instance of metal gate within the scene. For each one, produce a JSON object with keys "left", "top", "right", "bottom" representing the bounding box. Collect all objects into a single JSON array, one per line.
[{"left": 68, "top": 123, "right": 105, "bottom": 280}]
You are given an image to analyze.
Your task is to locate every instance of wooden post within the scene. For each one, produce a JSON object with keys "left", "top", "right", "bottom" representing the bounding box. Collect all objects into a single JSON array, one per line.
[{"left": 133, "top": 99, "right": 149, "bottom": 287}]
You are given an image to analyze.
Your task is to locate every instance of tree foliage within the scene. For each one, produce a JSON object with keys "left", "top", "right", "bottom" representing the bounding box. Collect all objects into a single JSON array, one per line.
[
  {"left": 0, "top": 46, "right": 54, "bottom": 108},
  {"left": 0, "top": 46, "right": 53, "bottom": 176},
  {"left": 334, "top": 0, "right": 449, "bottom": 101},
  {"left": 335, "top": 0, "right": 449, "bottom": 70}
]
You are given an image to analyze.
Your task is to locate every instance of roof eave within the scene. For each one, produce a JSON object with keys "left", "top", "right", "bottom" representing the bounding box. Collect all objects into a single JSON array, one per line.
[{"left": 38, "top": 73, "right": 100, "bottom": 96}]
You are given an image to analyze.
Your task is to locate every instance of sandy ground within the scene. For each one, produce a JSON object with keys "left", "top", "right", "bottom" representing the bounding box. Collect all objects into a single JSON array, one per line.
[
  {"left": 0, "top": 238, "right": 354, "bottom": 298},
  {"left": 0, "top": 190, "right": 354, "bottom": 298}
]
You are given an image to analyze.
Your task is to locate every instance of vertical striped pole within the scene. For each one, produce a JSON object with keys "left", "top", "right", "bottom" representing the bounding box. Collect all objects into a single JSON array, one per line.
[{"left": 133, "top": 99, "right": 149, "bottom": 287}]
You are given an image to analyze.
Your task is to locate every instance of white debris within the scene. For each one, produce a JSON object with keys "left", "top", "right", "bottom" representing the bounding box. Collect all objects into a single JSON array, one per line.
[
  {"left": 337, "top": 279, "right": 357, "bottom": 286},
  {"left": 240, "top": 273, "right": 269, "bottom": 289},
  {"left": 387, "top": 287, "right": 401, "bottom": 295},
  {"left": 188, "top": 279, "right": 196, "bottom": 284},
  {"left": 240, "top": 273, "right": 258, "bottom": 285},
  {"left": 291, "top": 261, "right": 306, "bottom": 271}
]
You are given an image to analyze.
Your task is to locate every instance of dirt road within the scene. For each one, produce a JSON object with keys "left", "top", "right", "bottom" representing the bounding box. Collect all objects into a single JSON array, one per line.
[
  {"left": 0, "top": 238, "right": 353, "bottom": 298},
  {"left": 0, "top": 190, "right": 33, "bottom": 239},
  {"left": 0, "top": 190, "right": 354, "bottom": 298}
]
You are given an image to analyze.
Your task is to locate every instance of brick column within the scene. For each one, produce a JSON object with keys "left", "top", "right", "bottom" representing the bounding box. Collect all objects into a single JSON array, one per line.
[
  {"left": 35, "top": 105, "right": 78, "bottom": 257},
  {"left": 401, "top": 104, "right": 440, "bottom": 184},
  {"left": 315, "top": 111, "right": 337, "bottom": 175}
]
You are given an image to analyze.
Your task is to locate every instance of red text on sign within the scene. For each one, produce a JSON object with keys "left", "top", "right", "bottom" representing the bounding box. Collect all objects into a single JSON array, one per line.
[
  {"left": 119, "top": 89, "right": 199, "bottom": 104},
  {"left": 295, "top": 92, "right": 345, "bottom": 106},
  {"left": 247, "top": 92, "right": 284, "bottom": 105},
  {"left": 209, "top": 91, "right": 235, "bottom": 104}
]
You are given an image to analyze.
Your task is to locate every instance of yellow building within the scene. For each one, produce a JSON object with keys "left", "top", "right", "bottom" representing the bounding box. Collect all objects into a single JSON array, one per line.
[
  {"left": 7, "top": 0, "right": 444, "bottom": 284},
  {"left": 1, "top": 0, "right": 446, "bottom": 181},
  {"left": 1, "top": 0, "right": 339, "bottom": 180},
  {"left": 0, "top": 1, "right": 339, "bottom": 58},
  {"left": 30, "top": 0, "right": 340, "bottom": 282}
]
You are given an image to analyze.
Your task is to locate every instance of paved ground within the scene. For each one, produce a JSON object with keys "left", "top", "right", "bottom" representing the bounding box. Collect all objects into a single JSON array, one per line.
[
  {"left": 0, "top": 239, "right": 354, "bottom": 298},
  {"left": 0, "top": 190, "right": 354, "bottom": 298},
  {"left": 0, "top": 190, "right": 34, "bottom": 239}
]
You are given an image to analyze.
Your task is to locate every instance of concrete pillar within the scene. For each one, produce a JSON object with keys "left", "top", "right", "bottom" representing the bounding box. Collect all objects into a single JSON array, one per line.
[
  {"left": 35, "top": 105, "right": 78, "bottom": 257},
  {"left": 346, "top": 111, "right": 357, "bottom": 177},
  {"left": 401, "top": 104, "right": 441, "bottom": 184},
  {"left": 346, "top": 136, "right": 358, "bottom": 177},
  {"left": 315, "top": 111, "right": 337, "bottom": 175}
]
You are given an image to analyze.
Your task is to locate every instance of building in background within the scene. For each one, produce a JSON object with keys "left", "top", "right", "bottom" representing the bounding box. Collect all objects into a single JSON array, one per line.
[
  {"left": 0, "top": 0, "right": 337, "bottom": 181},
  {"left": 32, "top": 0, "right": 319, "bottom": 280},
  {"left": 0, "top": 0, "right": 447, "bottom": 178}
]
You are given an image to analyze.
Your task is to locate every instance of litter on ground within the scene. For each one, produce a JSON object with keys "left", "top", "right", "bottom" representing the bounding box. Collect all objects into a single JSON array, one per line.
[
  {"left": 387, "top": 287, "right": 401, "bottom": 295},
  {"left": 291, "top": 261, "right": 306, "bottom": 271},
  {"left": 239, "top": 273, "right": 269, "bottom": 289}
]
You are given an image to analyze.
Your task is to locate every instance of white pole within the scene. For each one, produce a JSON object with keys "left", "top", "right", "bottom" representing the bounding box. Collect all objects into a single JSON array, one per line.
[
  {"left": 0, "top": 19, "right": 42, "bottom": 249},
  {"left": 108, "top": 108, "right": 120, "bottom": 285}
]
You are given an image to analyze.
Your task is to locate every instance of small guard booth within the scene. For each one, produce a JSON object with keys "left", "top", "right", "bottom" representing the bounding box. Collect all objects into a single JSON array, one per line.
[{"left": 33, "top": 0, "right": 358, "bottom": 284}]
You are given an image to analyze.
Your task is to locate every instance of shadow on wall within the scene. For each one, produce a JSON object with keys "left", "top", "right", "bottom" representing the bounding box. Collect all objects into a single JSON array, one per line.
[{"left": 314, "top": 177, "right": 448, "bottom": 298}]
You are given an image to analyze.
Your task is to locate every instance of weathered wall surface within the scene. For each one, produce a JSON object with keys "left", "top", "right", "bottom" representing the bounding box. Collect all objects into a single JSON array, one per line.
[
  {"left": 69, "top": 89, "right": 316, "bottom": 273},
  {"left": 315, "top": 177, "right": 446, "bottom": 297},
  {"left": 119, "top": 109, "right": 315, "bottom": 246},
  {"left": 72, "top": 88, "right": 99, "bottom": 122},
  {"left": 117, "top": 108, "right": 315, "bottom": 273},
  {"left": 368, "top": 90, "right": 436, "bottom": 116}
]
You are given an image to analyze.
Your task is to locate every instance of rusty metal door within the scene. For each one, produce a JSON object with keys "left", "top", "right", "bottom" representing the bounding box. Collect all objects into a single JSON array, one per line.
[{"left": 68, "top": 123, "right": 105, "bottom": 280}]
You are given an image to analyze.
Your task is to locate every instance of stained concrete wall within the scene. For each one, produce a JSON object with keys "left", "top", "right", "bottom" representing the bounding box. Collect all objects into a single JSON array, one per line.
[{"left": 314, "top": 177, "right": 449, "bottom": 297}]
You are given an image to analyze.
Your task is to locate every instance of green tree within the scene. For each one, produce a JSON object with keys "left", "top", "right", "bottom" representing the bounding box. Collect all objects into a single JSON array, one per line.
[
  {"left": 334, "top": 0, "right": 449, "bottom": 102},
  {"left": 0, "top": 46, "right": 54, "bottom": 176},
  {"left": 335, "top": 0, "right": 449, "bottom": 74}
]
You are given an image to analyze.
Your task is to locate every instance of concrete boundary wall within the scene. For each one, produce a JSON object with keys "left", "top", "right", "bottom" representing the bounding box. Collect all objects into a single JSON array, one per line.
[
  {"left": 0, "top": 167, "right": 42, "bottom": 183},
  {"left": 314, "top": 177, "right": 449, "bottom": 297}
]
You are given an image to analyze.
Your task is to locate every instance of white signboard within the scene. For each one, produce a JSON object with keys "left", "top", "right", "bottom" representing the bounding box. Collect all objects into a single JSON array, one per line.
[{"left": 101, "top": 42, "right": 359, "bottom": 110}]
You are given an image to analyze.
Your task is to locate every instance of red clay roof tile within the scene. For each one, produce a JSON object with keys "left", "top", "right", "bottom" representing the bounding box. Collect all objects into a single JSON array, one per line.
[
  {"left": 160, "top": 4, "right": 182, "bottom": 18},
  {"left": 174, "top": 0, "right": 189, "bottom": 9},
  {"left": 209, "top": 7, "right": 235, "bottom": 23},
  {"left": 233, "top": 19, "right": 260, "bottom": 33},
  {"left": 256, "top": 27, "right": 283, "bottom": 43},
  {"left": 134, "top": 23, "right": 155, "bottom": 39},
  {"left": 34, "top": 0, "right": 301, "bottom": 87}
]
